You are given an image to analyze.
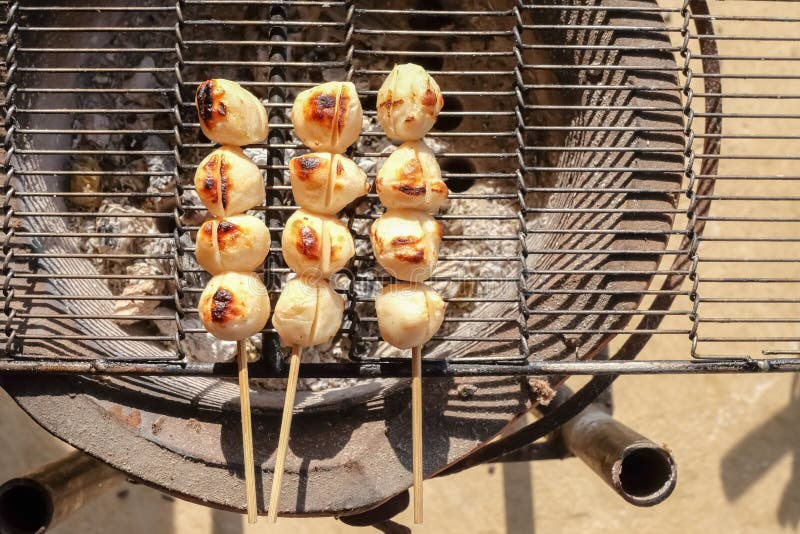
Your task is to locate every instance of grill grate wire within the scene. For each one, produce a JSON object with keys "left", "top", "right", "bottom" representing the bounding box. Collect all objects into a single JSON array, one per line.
[{"left": 0, "top": 0, "right": 799, "bottom": 377}]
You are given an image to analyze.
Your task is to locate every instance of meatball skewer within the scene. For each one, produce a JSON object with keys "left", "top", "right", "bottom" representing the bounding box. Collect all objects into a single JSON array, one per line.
[
  {"left": 194, "top": 80, "right": 270, "bottom": 523},
  {"left": 267, "top": 81, "right": 364, "bottom": 523},
  {"left": 372, "top": 63, "right": 447, "bottom": 524}
]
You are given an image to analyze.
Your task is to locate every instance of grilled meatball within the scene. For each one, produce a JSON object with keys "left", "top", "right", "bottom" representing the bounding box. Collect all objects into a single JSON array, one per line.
[
  {"left": 198, "top": 272, "right": 271, "bottom": 341},
  {"left": 369, "top": 208, "right": 441, "bottom": 282},
  {"left": 196, "top": 79, "right": 269, "bottom": 146},
  {"left": 272, "top": 276, "right": 344, "bottom": 347},
  {"left": 195, "top": 215, "right": 270, "bottom": 275},
  {"left": 377, "top": 63, "right": 444, "bottom": 141},
  {"left": 194, "top": 146, "right": 264, "bottom": 217},
  {"left": 291, "top": 81, "right": 363, "bottom": 153},
  {"left": 289, "top": 152, "right": 369, "bottom": 215},
  {"left": 376, "top": 140, "right": 448, "bottom": 212},
  {"left": 375, "top": 283, "right": 445, "bottom": 349},
  {"left": 281, "top": 209, "right": 354, "bottom": 279}
]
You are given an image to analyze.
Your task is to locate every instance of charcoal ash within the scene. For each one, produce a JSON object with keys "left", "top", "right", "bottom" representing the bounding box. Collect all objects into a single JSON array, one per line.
[
  {"left": 113, "top": 262, "right": 167, "bottom": 324},
  {"left": 142, "top": 135, "right": 176, "bottom": 213},
  {"left": 67, "top": 157, "right": 102, "bottom": 210},
  {"left": 77, "top": 113, "right": 112, "bottom": 149},
  {"left": 87, "top": 204, "right": 158, "bottom": 258},
  {"left": 153, "top": 308, "right": 251, "bottom": 364},
  {"left": 254, "top": 336, "right": 360, "bottom": 393}
]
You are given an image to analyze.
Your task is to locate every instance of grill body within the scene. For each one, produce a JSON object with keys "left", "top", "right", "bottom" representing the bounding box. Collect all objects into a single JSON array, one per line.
[{"left": 1, "top": 0, "right": 799, "bottom": 517}]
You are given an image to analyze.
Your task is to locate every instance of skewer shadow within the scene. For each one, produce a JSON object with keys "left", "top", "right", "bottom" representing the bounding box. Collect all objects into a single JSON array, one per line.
[
  {"left": 386, "top": 377, "right": 528, "bottom": 478},
  {"left": 219, "top": 394, "right": 370, "bottom": 515}
]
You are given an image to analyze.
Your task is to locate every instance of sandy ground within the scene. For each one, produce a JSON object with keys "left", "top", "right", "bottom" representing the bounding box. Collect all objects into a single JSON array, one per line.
[{"left": 2, "top": 1, "right": 799, "bottom": 533}]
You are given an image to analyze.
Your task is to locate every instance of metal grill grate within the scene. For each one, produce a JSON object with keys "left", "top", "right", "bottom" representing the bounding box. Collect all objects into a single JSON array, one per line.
[{"left": 1, "top": 0, "right": 799, "bottom": 378}]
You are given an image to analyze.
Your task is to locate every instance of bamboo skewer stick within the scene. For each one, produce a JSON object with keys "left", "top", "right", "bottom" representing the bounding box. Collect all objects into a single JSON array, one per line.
[
  {"left": 267, "top": 345, "right": 302, "bottom": 523},
  {"left": 411, "top": 345, "right": 424, "bottom": 524},
  {"left": 237, "top": 340, "right": 259, "bottom": 524},
  {"left": 192, "top": 80, "right": 271, "bottom": 524}
]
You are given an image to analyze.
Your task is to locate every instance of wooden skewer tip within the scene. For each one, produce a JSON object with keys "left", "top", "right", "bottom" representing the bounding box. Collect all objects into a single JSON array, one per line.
[
  {"left": 267, "top": 345, "right": 302, "bottom": 523},
  {"left": 412, "top": 345, "right": 424, "bottom": 524},
  {"left": 237, "top": 340, "right": 259, "bottom": 524}
]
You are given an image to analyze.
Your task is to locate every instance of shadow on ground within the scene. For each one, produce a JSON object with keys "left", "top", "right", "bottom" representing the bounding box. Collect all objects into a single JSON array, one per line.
[{"left": 721, "top": 374, "right": 800, "bottom": 529}]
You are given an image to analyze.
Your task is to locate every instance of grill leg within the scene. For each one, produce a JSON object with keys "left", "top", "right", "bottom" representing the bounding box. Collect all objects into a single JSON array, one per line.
[
  {"left": 560, "top": 393, "right": 677, "bottom": 507},
  {"left": 493, "top": 382, "right": 676, "bottom": 507},
  {"left": 552, "top": 346, "right": 676, "bottom": 507},
  {"left": 0, "top": 451, "right": 123, "bottom": 533}
]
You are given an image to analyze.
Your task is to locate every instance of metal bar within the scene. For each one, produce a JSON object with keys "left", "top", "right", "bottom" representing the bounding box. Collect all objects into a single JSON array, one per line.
[
  {"left": 171, "top": 0, "right": 190, "bottom": 359},
  {"left": 513, "top": 0, "right": 530, "bottom": 359},
  {"left": 0, "top": 358, "right": 797, "bottom": 377},
  {"left": 2, "top": 0, "right": 20, "bottom": 356},
  {"left": 262, "top": 0, "right": 290, "bottom": 372}
]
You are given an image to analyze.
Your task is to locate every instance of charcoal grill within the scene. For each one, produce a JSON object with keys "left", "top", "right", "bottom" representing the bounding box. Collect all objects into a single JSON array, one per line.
[{"left": 1, "top": 0, "right": 799, "bottom": 521}]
